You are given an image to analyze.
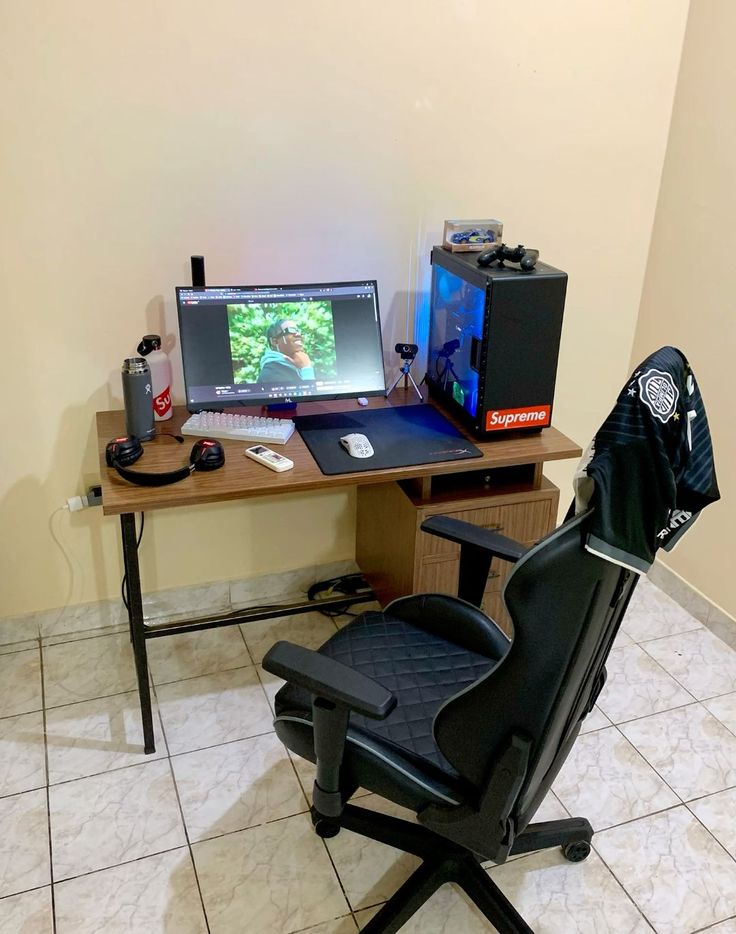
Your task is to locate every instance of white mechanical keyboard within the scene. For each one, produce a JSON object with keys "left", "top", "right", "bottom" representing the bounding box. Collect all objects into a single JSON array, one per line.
[{"left": 181, "top": 411, "right": 295, "bottom": 445}]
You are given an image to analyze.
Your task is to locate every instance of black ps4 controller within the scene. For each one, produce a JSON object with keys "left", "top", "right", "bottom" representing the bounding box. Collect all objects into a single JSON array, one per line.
[{"left": 477, "top": 243, "right": 539, "bottom": 271}]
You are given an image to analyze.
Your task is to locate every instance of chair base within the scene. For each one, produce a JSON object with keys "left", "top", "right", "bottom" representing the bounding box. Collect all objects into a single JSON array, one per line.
[{"left": 318, "top": 803, "right": 593, "bottom": 934}]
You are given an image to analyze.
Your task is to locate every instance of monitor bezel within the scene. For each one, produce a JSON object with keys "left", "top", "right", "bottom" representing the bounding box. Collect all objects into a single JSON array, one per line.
[{"left": 175, "top": 279, "right": 386, "bottom": 413}]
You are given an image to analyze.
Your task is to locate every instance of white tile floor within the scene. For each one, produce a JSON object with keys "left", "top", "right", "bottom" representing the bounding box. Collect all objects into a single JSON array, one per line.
[{"left": 1, "top": 579, "right": 736, "bottom": 933}]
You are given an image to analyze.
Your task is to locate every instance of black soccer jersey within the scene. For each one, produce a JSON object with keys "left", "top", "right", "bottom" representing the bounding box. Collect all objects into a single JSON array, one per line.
[{"left": 574, "top": 346, "right": 720, "bottom": 574}]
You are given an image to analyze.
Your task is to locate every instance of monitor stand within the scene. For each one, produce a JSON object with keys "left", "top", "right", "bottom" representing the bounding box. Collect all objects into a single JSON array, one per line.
[{"left": 264, "top": 402, "right": 298, "bottom": 415}]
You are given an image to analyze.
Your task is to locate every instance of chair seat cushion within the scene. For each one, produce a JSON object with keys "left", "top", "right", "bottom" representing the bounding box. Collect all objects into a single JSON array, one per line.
[{"left": 274, "top": 610, "right": 498, "bottom": 806}]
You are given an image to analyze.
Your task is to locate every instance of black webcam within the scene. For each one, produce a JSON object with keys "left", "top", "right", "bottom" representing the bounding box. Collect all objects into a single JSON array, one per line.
[
  {"left": 438, "top": 338, "right": 460, "bottom": 358},
  {"left": 395, "top": 343, "right": 418, "bottom": 359}
]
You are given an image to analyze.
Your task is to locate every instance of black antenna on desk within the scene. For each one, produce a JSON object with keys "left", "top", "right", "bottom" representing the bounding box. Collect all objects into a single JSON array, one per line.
[{"left": 191, "top": 255, "right": 206, "bottom": 287}]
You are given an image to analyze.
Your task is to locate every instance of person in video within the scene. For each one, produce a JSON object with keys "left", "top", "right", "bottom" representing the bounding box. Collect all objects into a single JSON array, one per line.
[{"left": 258, "top": 319, "right": 315, "bottom": 383}]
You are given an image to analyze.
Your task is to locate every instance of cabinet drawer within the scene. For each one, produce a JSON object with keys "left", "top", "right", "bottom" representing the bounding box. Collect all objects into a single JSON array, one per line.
[
  {"left": 421, "top": 499, "right": 552, "bottom": 558},
  {"left": 417, "top": 554, "right": 508, "bottom": 597},
  {"left": 485, "top": 558, "right": 513, "bottom": 594},
  {"left": 417, "top": 557, "right": 460, "bottom": 594}
]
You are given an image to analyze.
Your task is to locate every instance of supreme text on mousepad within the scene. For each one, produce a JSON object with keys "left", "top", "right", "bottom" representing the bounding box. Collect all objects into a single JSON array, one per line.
[{"left": 294, "top": 404, "right": 482, "bottom": 475}]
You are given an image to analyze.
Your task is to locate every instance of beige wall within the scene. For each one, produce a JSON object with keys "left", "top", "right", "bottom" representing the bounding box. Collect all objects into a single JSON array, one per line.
[
  {"left": 0, "top": 1, "right": 689, "bottom": 617},
  {"left": 631, "top": 0, "right": 734, "bottom": 616}
]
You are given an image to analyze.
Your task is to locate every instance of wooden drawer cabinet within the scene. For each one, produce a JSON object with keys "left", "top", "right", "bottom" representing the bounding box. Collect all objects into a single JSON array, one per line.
[
  {"left": 356, "top": 475, "right": 560, "bottom": 636},
  {"left": 421, "top": 499, "right": 552, "bottom": 557}
]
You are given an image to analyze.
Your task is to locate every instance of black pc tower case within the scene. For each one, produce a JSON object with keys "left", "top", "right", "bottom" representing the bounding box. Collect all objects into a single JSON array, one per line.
[{"left": 425, "top": 246, "right": 567, "bottom": 439}]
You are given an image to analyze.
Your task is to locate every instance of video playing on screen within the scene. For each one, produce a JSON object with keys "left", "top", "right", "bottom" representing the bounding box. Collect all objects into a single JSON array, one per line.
[{"left": 176, "top": 281, "right": 385, "bottom": 411}]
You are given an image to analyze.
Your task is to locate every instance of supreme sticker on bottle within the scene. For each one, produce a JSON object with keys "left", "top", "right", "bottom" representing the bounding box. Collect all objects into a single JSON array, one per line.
[{"left": 153, "top": 386, "right": 172, "bottom": 417}]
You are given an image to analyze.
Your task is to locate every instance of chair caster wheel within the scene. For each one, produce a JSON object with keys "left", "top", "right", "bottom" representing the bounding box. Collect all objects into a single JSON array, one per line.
[
  {"left": 313, "top": 817, "right": 341, "bottom": 838},
  {"left": 310, "top": 809, "right": 341, "bottom": 838},
  {"left": 562, "top": 840, "right": 591, "bottom": 862}
]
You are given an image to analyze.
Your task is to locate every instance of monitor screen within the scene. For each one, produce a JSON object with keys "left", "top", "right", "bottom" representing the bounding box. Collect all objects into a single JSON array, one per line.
[{"left": 176, "top": 280, "right": 385, "bottom": 411}]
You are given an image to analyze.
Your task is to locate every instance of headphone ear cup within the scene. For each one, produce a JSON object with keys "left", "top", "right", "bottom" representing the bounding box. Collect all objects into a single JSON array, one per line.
[
  {"left": 116, "top": 448, "right": 144, "bottom": 467},
  {"left": 106, "top": 437, "right": 144, "bottom": 467},
  {"left": 190, "top": 439, "right": 225, "bottom": 471}
]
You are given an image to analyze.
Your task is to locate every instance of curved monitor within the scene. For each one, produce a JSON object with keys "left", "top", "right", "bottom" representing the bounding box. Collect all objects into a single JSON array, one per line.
[{"left": 176, "top": 280, "right": 385, "bottom": 411}]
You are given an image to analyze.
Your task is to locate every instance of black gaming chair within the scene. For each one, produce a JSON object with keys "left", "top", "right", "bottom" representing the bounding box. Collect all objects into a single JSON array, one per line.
[{"left": 263, "top": 508, "right": 639, "bottom": 933}]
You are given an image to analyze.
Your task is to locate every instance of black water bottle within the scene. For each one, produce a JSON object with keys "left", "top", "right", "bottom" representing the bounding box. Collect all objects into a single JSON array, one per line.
[{"left": 121, "top": 357, "right": 156, "bottom": 441}]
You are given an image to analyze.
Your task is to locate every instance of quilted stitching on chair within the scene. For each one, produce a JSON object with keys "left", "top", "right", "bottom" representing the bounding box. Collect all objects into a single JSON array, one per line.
[{"left": 280, "top": 611, "right": 496, "bottom": 773}]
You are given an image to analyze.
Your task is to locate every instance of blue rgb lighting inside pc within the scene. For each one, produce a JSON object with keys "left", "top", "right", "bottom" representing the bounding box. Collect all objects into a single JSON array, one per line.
[{"left": 427, "top": 264, "right": 485, "bottom": 418}]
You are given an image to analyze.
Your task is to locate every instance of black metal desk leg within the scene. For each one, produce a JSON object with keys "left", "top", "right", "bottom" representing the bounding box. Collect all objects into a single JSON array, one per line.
[
  {"left": 120, "top": 522, "right": 134, "bottom": 644},
  {"left": 120, "top": 513, "right": 156, "bottom": 754}
]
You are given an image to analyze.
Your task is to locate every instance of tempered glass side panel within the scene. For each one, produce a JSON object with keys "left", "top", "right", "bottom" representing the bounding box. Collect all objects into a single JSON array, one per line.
[{"left": 428, "top": 265, "right": 485, "bottom": 417}]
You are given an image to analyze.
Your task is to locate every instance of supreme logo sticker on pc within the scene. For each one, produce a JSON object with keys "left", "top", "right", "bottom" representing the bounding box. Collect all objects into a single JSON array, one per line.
[{"left": 485, "top": 405, "right": 551, "bottom": 432}]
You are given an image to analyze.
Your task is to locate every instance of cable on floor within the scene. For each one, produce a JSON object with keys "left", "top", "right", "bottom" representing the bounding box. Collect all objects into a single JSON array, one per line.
[{"left": 307, "top": 572, "right": 372, "bottom": 619}]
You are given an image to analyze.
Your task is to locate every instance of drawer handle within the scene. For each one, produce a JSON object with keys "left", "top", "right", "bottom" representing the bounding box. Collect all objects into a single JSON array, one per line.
[
  {"left": 488, "top": 570, "right": 500, "bottom": 580},
  {"left": 484, "top": 524, "right": 504, "bottom": 532}
]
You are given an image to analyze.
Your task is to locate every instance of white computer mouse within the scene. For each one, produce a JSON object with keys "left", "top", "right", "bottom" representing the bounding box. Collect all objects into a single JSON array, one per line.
[{"left": 340, "top": 433, "right": 374, "bottom": 458}]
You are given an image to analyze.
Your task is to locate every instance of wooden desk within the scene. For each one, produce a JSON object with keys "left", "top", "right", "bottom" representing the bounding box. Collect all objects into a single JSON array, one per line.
[
  {"left": 97, "top": 394, "right": 581, "bottom": 752},
  {"left": 97, "top": 397, "right": 580, "bottom": 516}
]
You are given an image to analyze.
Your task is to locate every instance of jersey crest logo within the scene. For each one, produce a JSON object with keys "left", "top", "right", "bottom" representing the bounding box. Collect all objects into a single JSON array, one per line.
[{"left": 638, "top": 368, "right": 679, "bottom": 423}]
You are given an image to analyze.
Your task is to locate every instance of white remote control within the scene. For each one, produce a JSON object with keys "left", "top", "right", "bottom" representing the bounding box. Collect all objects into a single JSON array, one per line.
[{"left": 245, "top": 444, "right": 294, "bottom": 472}]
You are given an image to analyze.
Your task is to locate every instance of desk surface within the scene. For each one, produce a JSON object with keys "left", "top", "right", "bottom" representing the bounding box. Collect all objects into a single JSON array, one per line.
[{"left": 97, "top": 394, "right": 582, "bottom": 516}]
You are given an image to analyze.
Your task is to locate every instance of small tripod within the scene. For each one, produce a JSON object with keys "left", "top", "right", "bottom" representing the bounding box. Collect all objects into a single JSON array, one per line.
[
  {"left": 438, "top": 355, "right": 460, "bottom": 392},
  {"left": 386, "top": 343, "right": 423, "bottom": 402},
  {"left": 436, "top": 338, "right": 461, "bottom": 392}
]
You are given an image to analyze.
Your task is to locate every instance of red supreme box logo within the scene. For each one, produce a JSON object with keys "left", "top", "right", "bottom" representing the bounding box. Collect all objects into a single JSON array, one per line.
[{"left": 485, "top": 405, "right": 551, "bottom": 431}]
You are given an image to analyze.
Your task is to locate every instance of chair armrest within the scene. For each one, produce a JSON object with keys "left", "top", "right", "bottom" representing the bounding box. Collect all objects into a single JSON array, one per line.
[
  {"left": 421, "top": 515, "right": 528, "bottom": 608},
  {"left": 421, "top": 515, "right": 527, "bottom": 563},
  {"left": 263, "top": 641, "right": 397, "bottom": 720}
]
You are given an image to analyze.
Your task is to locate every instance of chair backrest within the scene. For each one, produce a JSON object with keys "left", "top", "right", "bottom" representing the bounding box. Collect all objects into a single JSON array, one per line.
[{"left": 432, "top": 509, "right": 638, "bottom": 826}]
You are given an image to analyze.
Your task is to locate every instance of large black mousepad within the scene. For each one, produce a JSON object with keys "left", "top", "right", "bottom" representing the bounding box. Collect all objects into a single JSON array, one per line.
[{"left": 295, "top": 404, "right": 482, "bottom": 475}]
